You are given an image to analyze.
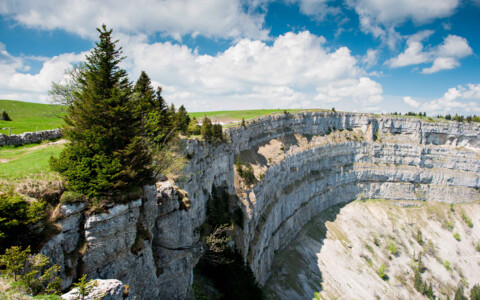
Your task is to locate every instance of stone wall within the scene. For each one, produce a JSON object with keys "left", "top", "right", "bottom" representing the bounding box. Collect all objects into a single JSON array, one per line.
[
  {"left": 0, "top": 129, "right": 63, "bottom": 146},
  {"left": 41, "top": 112, "right": 480, "bottom": 299}
]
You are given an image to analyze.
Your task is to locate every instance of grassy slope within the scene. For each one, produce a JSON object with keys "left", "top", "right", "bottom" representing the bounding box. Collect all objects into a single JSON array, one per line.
[
  {"left": 189, "top": 109, "right": 302, "bottom": 122},
  {"left": 0, "top": 142, "right": 64, "bottom": 181},
  {"left": 0, "top": 100, "right": 65, "bottom": 135}
]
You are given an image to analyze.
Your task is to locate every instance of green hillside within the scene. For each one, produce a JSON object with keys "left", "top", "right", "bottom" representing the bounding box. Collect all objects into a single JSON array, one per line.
[
  {"left": 0, "top": 100, "right": 65, "bottom": 135},
  {"left": 0, "top": 100, "right": 305, "bottom": 135},
  {"left": 189, "top": 109, "right": 302, "bottom": 123}
]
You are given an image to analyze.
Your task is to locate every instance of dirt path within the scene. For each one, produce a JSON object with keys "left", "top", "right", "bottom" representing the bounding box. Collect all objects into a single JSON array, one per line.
[{"left": 0, "top": 139, "right": 67, "bottom": 163}]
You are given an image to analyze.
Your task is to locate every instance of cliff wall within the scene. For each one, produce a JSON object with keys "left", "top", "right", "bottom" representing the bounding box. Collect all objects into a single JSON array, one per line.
[{"left": 42, "top": 113, "right": 480, "bottom": 299}]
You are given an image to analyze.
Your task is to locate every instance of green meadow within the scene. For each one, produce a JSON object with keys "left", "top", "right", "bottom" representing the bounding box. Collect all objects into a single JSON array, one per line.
[{"left": 0, "top": 100, "right": 65, "bottom": 135}]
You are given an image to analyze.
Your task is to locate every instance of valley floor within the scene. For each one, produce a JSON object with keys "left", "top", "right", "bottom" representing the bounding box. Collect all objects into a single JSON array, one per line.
[{"left": 264, "top": 199, "right": 480, "bottom": 300}]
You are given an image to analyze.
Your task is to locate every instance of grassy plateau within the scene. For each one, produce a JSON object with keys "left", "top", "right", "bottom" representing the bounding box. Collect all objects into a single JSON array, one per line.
[{"left": 0, "top": 100, "right": 65, "bottom": 135}]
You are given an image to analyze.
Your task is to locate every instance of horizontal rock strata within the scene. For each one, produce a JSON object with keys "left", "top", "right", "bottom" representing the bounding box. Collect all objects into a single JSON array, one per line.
[{"left": 42, "top": 112, "right": 480, "bottom": 299}]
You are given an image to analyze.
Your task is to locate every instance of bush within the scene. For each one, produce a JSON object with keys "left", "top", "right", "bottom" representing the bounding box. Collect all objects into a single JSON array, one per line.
[
  {"left": 476, "top": 241, "right": 480, "bottom": 252},
  {"left": 416, "top": 229, "right": 424, "bottom": 245},
  {"left": 377, "top": 264, "right": 388, "bottom": 280},
  {"left": 443, "top": 260, "right": 451, "bottom": 271},
  {"left": 461, "top": 211, "right": 473, "bottom": 228},
  {"left": 453, "top": 233, "right": 461, "bottom": 241},
  {"left": 387, "top": 242, "right": 397, "bottom": 255},
  {"left": 1, "top": 111, "right": 12, "bottom": 121},
  {"left": 0, "top": 246, "right": 61, "bottom": 296},
  {"left": 60, "top": 191, "right": 86, "bottom": 204},
  {"left": 0, "top": 188, "right": 46, "bottom": 252},
  {"left": 471, "top": 284, "right": 480, "bottom": 300}
]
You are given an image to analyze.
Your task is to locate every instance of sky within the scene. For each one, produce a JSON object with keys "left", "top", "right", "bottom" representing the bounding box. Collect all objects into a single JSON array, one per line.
[{"left": 0, "top": 0, "right": 479, "bottom": 115}]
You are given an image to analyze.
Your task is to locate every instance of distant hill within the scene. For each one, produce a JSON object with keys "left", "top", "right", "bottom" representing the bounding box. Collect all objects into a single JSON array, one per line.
[{"left": 0, "top": 100, "right": 65, "bottom": 135}]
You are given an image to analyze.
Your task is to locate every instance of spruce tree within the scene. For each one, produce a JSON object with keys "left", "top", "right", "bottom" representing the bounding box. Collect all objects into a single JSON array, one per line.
[{"left": 50, "top": 25, "right": 152, "bottom": 199}]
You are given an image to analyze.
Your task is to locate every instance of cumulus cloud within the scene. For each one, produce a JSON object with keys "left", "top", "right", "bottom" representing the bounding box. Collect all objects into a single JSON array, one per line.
[
  {"left": 0, "top": 45, "right": 86, "bottom": 103},
  {"left": 0, "top": 30, "right": 383, "bottom": 111},
  {"left": 420, "top": 83, "right": 480, "bottom": 114},
  {"left": 117, "top": 31, "right": 383, "bottom": 111},
  {"left": 403, "top": 96, "right": 420, "bottom": 108},
  {"left": 287, "top": 0, "right": 340, "bottom": 21},
  {"left": 387, "top": 33, "right": 472, "bottom": 73},
  {"left": 0, "top": 0, "right": 268, "bottom": 40},
  {"left": 387, "top": 30, "right": 433, "bottom": 67},
  {"left": 362, "top": 48, "right": 379, "bottom": 68},
  {"left": 346, "top": 0, "right": 459, "bottom": 48}
]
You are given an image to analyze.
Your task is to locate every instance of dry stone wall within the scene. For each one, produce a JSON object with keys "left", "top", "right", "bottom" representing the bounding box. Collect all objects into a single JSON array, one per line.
[{"left": 0, "top": 129, "right": 62, "bottom": 146}]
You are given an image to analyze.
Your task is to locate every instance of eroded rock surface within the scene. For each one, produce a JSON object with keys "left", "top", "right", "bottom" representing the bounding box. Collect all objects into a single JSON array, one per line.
[{"left": 41, "top": 112, "right": 480, "bottom": 299}]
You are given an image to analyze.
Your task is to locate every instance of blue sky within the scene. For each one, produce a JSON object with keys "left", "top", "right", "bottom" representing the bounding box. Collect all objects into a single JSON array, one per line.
[{"left": 0, "top": 0, "right": 479, "bottom": 115}]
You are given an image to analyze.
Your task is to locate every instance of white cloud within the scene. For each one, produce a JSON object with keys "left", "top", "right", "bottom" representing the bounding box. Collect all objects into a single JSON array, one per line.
[
  {"left": 362, "top": 48, "right": 379, "bottom": 68},
  {"left": 403, "top": 96, "right": 420, "bottom": 108},
  {"left": 420, "top": 83, "right": 480, "bottom": 115},
  {"left": 0, "top": 45, "right": 86, "bottom": 103},
  {"left": 346, "top": 0, "right": 459, "bottom": 49},
  {"left": 117, "top": 31, "right": 383, "bottom": 111},
  {"left": 387, "top": 33, "right": 472, "bottom": 73},
  {"left": 0, "top": 0, "right": 268, "bottom": 40},
  {"left": 387, "top": 30, "right": 433, "bottom": 67},
  {"left": 314, "top": 77, "right": 383, "bottom": 104},
  {"left": 0, "top": 30, "right": 384, "bottom": 112},
  {"left": 288, "top": 0, "right": 340, "bottom": 21}
]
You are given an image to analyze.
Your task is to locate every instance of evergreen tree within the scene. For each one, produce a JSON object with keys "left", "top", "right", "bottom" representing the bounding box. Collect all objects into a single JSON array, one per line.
[
  {"left": 134, "top": 74, "right": 173, "bottom": 145},
  {"left": 212, "top": 123, "right": 223, "bottom": 141},
  {"left": 1, "top": 111, "right": 12, "bottom": 121},
  {"left": 471, "top": 284, "right": 480, "bottom": 300},
  {"left": 187, "top": 117, "right": 201, "bottom": 135},
  {"left": 454, "top": 282, "right": 467, "bottom": 300},
  {"left": 133, "top": 70, "right": 155, "bottom": 119},
  {"left": 201, "top": 115, "right": 213, "bottom": 141},
  {"left": 50, "top": 25, "right": 152, "bottom": 199},
  {"left": 175, "top": 105, "right": 190, "bottom": 134}
]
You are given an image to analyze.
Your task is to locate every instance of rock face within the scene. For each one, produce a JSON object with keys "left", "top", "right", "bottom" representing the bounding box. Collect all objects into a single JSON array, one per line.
[
  {"left": 0, "top": 129, "right": 62, "bottom": 146},
  {"left": 41, "top": 112, "right": 480, "bottom": 299},
  {"left": 61, "top": 279, "right": 133, "bottom": 300}
]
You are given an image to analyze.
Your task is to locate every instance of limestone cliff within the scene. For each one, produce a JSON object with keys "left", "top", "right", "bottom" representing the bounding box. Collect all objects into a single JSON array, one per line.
[{"left": 42, "top": 112, "right": 480, "bottom": 299}]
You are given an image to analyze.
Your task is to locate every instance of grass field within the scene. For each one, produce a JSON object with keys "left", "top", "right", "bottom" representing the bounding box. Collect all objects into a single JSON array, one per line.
[
  {"left": 0, "top": 100, "right": 65, "bottom": 135},
  {"left": 0, "top": 141, "right": 64, "bottom": 181},
  {"left": 189, "top": 109, "right": 302, "bottom": 123}
]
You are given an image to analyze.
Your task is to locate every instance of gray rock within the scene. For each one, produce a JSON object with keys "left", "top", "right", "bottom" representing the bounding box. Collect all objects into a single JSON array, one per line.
[
  {"left": 40, "top": 112, "right": 480, "bottom": 299},
  {"left": 61, "top": 279, "right": 133, "bottom": 300}
]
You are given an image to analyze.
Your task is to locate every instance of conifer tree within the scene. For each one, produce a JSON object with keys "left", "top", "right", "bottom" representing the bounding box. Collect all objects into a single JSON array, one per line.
[
  {"left": 175, "top": 105, "right": 190, "bottom": 134},
  {"left": 201, "top": 115, "right": 213, "bottom": 140},
  {"left": 50, "top": 25, "right": 152, "bottom": 199}
]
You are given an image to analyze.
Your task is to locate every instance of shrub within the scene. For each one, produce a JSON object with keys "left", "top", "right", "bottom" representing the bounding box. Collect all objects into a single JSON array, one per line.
[
  {"left": 0, "top": 246, "right": 61, "bottom": 296},
  {"left": 387, "top": 242, "right": 397, "bottom": 255},
  {"left": 60, "top": 191, "right": 86, "bottom": 204},
  {"left": 1, "top": 111, "right": 12, "bottom": 121},
  {"left": 476, "top": 241, "right": 480, "bottom": 252},
  {"left": 445, "top": 220, "right": 455, "bottom": 231},
  {"left": 443, "top": 260, "right": 451, "bottom": 271},
  {"left": 471, "top": 284, "right": 480, "bottom": 300},
  {"left": 453, "top": 233, "right": 461, "bottom": 241},
  {"left": 416, "top": 229, "right": 424, "bottom": 245},
  {"left": 377, "top": 264, "right": 388, "bottom": 280},
  {"left": 0, "top": 188, "right": 46, "bottom": 252},
  {"left": 461, "top": 211, "right": 473, "bottom": 228}
]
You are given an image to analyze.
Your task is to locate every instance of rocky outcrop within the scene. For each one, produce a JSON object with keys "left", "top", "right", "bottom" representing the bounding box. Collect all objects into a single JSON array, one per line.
[
  {"left": 0, "top": 129, "right": 62, "bottom": 146},
  {"left": 41, "top": 112, "right": 480, "bottom": 299},
  {"left": 61, "top": 279, "right": 132, "bottom": 300}
]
